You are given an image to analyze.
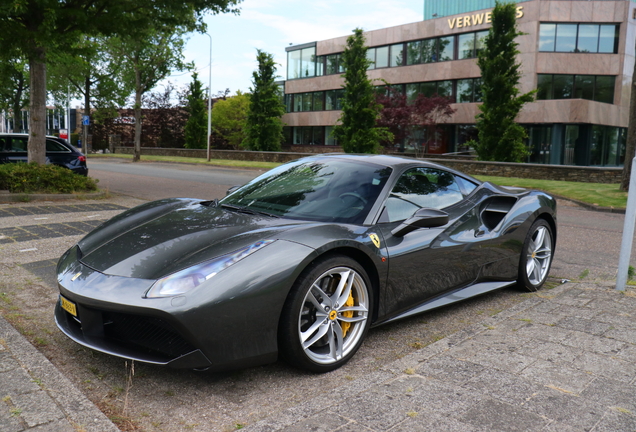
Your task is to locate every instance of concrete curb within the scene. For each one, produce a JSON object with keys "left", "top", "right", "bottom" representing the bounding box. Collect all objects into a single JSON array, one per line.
[
  {"left": 0, "top": 315, "right": 119, "bottom": 431},
  {"left": 0, "top": 190, "right": 107, "bottom": 203}
]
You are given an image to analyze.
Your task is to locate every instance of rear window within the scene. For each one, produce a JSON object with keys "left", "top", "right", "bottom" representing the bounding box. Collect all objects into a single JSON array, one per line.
[{"left": 46, "top": 140, "right": 69, "bottom": 152}]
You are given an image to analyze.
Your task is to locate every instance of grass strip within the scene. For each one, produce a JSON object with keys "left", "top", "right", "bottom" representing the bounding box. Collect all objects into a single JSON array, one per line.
[
  {"left": 475, "top": 175, "right": 627, "bottom": 209},
  {"left": 87, "top": 153, "right": 282, "bottom": 170}
]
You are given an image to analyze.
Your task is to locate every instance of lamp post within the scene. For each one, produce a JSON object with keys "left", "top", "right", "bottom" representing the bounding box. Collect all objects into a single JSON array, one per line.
[{"left": 205, "top": 33, "right": 212, "bottom": 162}]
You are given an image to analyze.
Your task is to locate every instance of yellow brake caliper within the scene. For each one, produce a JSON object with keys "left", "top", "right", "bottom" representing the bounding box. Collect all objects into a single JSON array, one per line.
[{"left": 340, "top": 291, "right": 355, "bottom": 337}]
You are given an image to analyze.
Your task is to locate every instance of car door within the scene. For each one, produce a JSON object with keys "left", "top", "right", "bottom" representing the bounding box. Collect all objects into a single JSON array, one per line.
[{"left": 374, "top": 167, "right": 484, "bottom": 319}]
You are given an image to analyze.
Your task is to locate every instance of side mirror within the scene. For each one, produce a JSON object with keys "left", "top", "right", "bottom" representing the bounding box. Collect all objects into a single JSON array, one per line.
[
  {"left": 226, "top": 185, "right": 242, "bottom": 196},
  {"left": 391, "top": 208, "right": 449, "bottom": 237}
]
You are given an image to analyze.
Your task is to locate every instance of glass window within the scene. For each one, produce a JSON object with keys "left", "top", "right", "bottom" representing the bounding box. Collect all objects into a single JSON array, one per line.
[
  {"left": 326, "top": 90, "right": 337, "bottom": 110},
  {"left": 375, "top": 46, "right": 389, "bottom": 68},
  {"left": 313, "top": 92, "right": 324, "bottom": 111},
  {"left": 325, "top": 126, "right": 337, "bottom": 145},
  {"left": 406, "top": 41, "right": 422, "bottom": 65},
  {"left": 595, "top": 76, "right": 615, "bottom": 104},
  {"left": 421, "top": 82, "right": 437, "bottom": 98},
  {"left": 552, "top": 75, "right": 573, "bottom": 99},
  {"left": 302, "top": 92, "right": 313, "bottom": 111},
  {"left": 457, "top": 79, "right": 473, "bottom": 103},
  {"left": 577, "top": 24, "right": 599, "bottom": 53},
  {"left": 598, "top": 24, "right": 618, "bottom": 53},
  {"left": 311, "top": 127, "right": 325, "bottom": 145},
  {"left": 384, "top": 167, "right": 464, "bottom": 222},
  {"left": 301, "top": 47, "right": 315, "bottom": 78},
  {"left": 366, "top": 47, "right": 376, "bottom": 69},
  {"left": 555, "top": 24, "right": 577, "bottom": 52},
  {"left": 390, "top": 43, "right": 403, "bottom": 67},
  {"left": 222, "top": 159, "right": 392, "bottom": 224},
  {"left": 288, "top": 50, "right": 301, "bottom": 79},
  {"left": 458, "top": 33, "right": 475, "bottom": 59},
  {"left": 315, "top": 55, "right": 324, "bottom": 76},
  {"left": 438, "top": 36, "right": 454, "bottom": 61},
  {"left": 338, "top": 56, "right": 346, "bottom": 73},
  {"left": 536, "top": 74, "right": 553, "bottom": 100},
  {"left": 293, "top": 94, "right": 303, "bottom": 112},
  {"left": 421, "top": 39, "right": 436, "bottom": 63},
  {"left": 46, "top": 140, "right": 68, "bottom": 152},
  {"left": 293, "top": 127, "right": 303, "bottom": 144},
  {"left": 326, "top": 54, "right": 339, "bottom": 75},
  {"left": 437, "top": 80, "right": 453, "bottom": 98},
  {"left": 406, "top": 83, "right": 420, "bottom": 103},
  {"left": 475, "top": 31, "right": 488, "bottom": 57},
  {"left": 539, "top": 24, "right": 556, "bottom": 52},
  {"left": 574, "top": 75, "right": 594, "bottom": 100}
]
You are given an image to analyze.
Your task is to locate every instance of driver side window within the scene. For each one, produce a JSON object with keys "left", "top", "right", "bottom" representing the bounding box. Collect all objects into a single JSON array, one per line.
[{"left": 383, "top": 167, "right": 464, "bottom": 222}]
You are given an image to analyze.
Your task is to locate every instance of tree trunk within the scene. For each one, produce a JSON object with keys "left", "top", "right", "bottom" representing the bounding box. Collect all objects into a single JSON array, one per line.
[
  {"left": 620, "top": 59, "right": 636, "bottom": 191},
  {"left": 133, "top": 68, "right": 142, "bottom": 162},
  {"left": 28, "top": 46, "right": 47, "bottom": 164}
]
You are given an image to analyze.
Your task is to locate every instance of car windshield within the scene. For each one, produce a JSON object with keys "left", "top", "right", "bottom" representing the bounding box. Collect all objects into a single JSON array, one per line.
[{"left": 220, "top": 159, "right": 392, "bottom": 224}]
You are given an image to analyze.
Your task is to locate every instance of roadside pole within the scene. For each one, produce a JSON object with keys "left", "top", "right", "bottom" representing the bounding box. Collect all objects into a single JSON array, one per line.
[
  {"left": 206, "top": 33, "right": 212, "bottom": 162},
  {"left": 617, "top": 156, "right": 636, "bottom": 290}
]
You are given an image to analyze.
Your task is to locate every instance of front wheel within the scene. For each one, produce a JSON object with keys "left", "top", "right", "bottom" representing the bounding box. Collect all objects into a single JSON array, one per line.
[
  {"left": 518, "top": 219, "right": 554, "bottom": 291},
  {"left": 279, "top": 256, "right": 372, "bottom": 372}
]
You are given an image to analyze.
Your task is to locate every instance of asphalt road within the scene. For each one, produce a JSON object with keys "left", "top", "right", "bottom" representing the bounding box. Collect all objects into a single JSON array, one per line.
[{"left": 89, "top": 157, "right": 633, "bottom": 283}]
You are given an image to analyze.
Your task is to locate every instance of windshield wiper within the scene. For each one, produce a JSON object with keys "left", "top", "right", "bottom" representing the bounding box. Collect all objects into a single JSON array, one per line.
[{"left": 220, "top": 203, "right": 280, "bottom": 218}]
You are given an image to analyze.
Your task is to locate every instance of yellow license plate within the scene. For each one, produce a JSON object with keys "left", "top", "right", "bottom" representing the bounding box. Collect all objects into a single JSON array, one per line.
[{"left": 60, "top": 295, "right": 77, "bottom": 317}]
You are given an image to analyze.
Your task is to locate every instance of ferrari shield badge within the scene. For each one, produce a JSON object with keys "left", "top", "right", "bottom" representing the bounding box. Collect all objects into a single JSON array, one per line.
[{"left": 369, "top": 233, "right": 381, "bottom": 248}]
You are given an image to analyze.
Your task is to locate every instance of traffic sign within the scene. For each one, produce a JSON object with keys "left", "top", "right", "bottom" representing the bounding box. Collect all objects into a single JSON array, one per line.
[{"left": 82, "top": 115, "right": 90, "bottom": 126}]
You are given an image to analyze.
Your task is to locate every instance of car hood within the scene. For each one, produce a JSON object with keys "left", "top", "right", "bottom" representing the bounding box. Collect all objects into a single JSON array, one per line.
[{"left": 77, "top": 198, "right": 312, "bottom": 279}]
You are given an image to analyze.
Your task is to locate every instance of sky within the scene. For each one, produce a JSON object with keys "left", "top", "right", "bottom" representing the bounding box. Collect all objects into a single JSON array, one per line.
[{"left": 158, "top": 0, "right": 424, "bottom": 96}]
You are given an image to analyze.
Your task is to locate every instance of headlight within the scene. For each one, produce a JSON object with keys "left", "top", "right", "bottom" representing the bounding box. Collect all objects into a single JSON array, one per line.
[{"left": 145, "top": 240, "right": 275, "bottom": 298}]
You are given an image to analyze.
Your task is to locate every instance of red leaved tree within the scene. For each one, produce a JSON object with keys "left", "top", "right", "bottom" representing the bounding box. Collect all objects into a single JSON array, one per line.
[{"left": 376, "top": 87, "right": 455, "bottom": 153}]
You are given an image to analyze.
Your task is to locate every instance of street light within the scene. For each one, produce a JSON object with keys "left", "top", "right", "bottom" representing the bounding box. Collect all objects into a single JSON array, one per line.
[{"left": 205, "top": 33, "right": 212, "bottom": 162}]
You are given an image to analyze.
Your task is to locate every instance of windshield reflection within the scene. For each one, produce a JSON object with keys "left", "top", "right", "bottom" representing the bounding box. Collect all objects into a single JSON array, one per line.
[{"left": 221, "top": 159, "right": 392, "bottom": 224}]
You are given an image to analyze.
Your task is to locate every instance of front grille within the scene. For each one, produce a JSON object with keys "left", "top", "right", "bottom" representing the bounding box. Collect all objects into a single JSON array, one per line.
[{"left": 102, "top": 311, "right": 196, "bottom": 359}]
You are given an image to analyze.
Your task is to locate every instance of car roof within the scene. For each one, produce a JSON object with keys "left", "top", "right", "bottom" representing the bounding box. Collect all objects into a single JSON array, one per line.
[
  {"left": 0, "top": 133, "right": 62, "bottom": 139},
  {"left": 293, "top": 153, "right": 482, "bottom": 182}
]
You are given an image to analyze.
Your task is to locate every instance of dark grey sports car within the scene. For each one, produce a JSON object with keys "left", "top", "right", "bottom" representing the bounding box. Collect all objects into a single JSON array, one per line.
[{"left": 55, "top": 155, "right": 556, "bottom": 372}]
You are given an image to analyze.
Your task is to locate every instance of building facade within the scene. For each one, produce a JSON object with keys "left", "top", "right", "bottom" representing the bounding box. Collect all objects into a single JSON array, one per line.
[{"left": 282, "top": 0, "right": 636, "bottom": 166}]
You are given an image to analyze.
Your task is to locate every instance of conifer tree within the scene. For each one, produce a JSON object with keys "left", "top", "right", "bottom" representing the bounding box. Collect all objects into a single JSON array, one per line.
[
  {"left": 474, "top": 1, "right": 534, "bottom": 162},
  {"left": 184, "top": 72, "right": 208, "bottom": 149},
  {"left": 333, "top": 28, "right": 392, "bottom": 153},
  {"left": 242, "top": 50, "right": 285, "bottom": 151}
]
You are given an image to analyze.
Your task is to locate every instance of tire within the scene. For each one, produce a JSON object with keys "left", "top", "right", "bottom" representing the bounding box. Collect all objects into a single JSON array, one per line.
[
  {"left": 279, "top": 256, "right": 372, "bottom": 372},
  {"left": 518, "top": 219, "right": 554, "bottom": 291}
]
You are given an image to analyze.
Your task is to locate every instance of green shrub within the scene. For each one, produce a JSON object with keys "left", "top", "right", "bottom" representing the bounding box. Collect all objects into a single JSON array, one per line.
[{"left": 0, "top": 163, "right": 98, "bottom": 193}]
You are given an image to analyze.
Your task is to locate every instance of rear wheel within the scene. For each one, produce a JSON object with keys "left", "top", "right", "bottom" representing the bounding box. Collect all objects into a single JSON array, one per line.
[
  {"left": 518, "top": 219, "right": 554, "bottom": 291},
  {"left": 279, "top": 256, "right": 372, "bottom": 372}
]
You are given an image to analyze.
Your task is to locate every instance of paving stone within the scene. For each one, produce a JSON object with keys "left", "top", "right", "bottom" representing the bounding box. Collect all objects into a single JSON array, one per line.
[
  {"left": 329, "top": 387, "right": 422, "bottom": 431},
  {"left": 555, "top": 316, "right": 611, "bottom": 335},
  {"left": 328, "top": 420, "right": 374, "bottom": 432},
  {"left": 0, "top": 352, "right": 20, "bottom": 373},
  {"left": 11, "top": 391, "right": 65, "bottom": 428},
  {"left": 524, "top": 301, "right": 560, "bottom": 314},
  {"left": 551, "top": 290, "right": 594, "bottom": 307},
  {"left": 616, "top": 344, "right": 636, "bottom": 363},
  {"left": 28, "top": 419, "right": 76, "bottom": 431},
  {"left": 406, "top": 377, "right": 483, "bottom": 417},
  {"left": 591, "top": 408, "right": 636, "bottom": 432},
  {"left": 523, "top": 387, "right": 606, "bottom": 430},
  {"left": 458, "top": 398, "right": 547, "bottom": 432},
  {"left": 462, "top": 369, "right": 544, "bottom": 405},
  {"left": 0, "top": 368, "right": 41, "bottom": 395},
  {"left": 591, "top": 300, "right": 636, "bottom": 316},
  {"left": 594, "top": 311, "right": 636, "bottom": 329},
  {"left": 580, "top": 377, "right": 636, "bottom": 413},
  {"left": 415, "top": 355, "right": 486, "bottom": 384},
  {"left": 519, "top": 359, "right": 596, "bottom": 394},
  {"left": 513, "top": 310, "right": 564, "bottom": 326},
  {"left": 448, "top": 340, "right": 537, "bottom": 374},
  {"left": 0, "top": 413, "right": 23, "bottom": 432},
  {"left": 604, "top": 327, "right": 636, "bottom": 344},
  {"left": 550, "top": 304, "right": 600, "bottom": 320},
  {"left": 572, "top": 351, "right": 636, "bottom": 383},
  {"left": 515, "top": 340, "right": 580, "bottom": 364},
  {"left": 561, "top": 331, "right": 625, "bottom": 355},
  {"left": 390, "top": 409, "right": 488, "bottom": 432},
  {"left": 278, "top": 412, "right": 349, "bottom": 432}
]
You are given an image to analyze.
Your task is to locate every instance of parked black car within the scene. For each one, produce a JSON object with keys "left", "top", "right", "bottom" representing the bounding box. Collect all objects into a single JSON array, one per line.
[{"left": 0, "top": 133, "right": 88, "bottom": 176}]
